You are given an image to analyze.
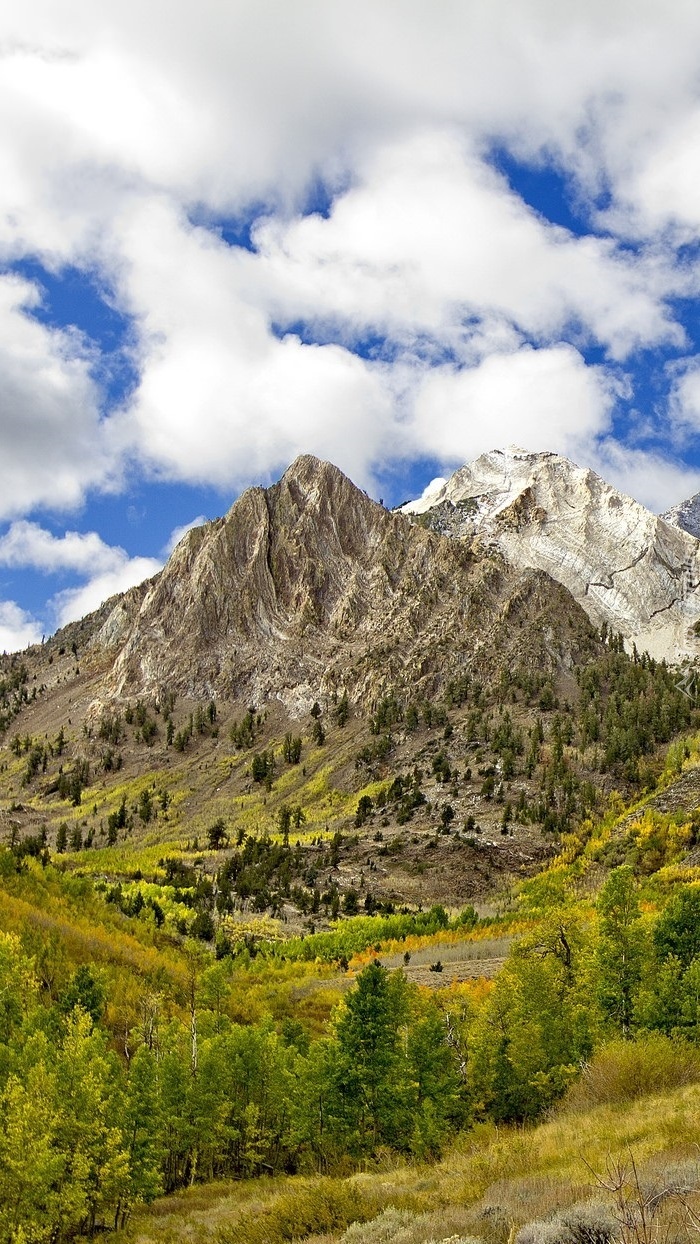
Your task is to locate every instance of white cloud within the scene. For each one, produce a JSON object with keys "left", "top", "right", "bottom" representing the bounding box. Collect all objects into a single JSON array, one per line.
[
  {"left": 407, "top": 344, "right": 622, "bottom": 467},
  {"left": 255, "top": 130, "right": 683, "bottom": 362},
  {"left": 0, "top": 520, "right": 126, "bottom": 575},
  {"left": 668, "top": 359, "right": 700, "bottom": 438},
  {"left": 51, "top": 556, "right": 161, "bottom": 627},
  {"left": 107, "top": 198, "right": 398, "bottom": 491},
  {"left": 98, "top": 155, "right": 682, "bottom": 499},
  {"left": 0, "top": 520, "right": 161, "bottom": 630},
  {"left": 0, "top": 601, "right": 43, "bottom": 653},
  {"left": 2, "top": 0, "right": 700, "bottom": 244},
  {"left": 614, "top": 110, "right": 700, "bottom": 242},
  {"left": 2, "top": 0, "right": 700, "bottom": 595},
  {"left": 0, "top": 274, "right": 114, "bottom": 520}
]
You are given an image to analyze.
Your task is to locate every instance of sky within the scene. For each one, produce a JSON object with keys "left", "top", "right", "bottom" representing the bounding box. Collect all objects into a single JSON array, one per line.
[{"left": 5, "top": 2, "right": 700, "bottom": 649}]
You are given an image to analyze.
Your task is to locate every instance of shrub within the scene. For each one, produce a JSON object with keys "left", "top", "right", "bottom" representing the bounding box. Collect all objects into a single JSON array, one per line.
[
  {"left": 217, "top": 1177, "right": 387, "bottom": 1244},
  {"left": 561, "top": 1034, "right": 700, "bottom": 1113},
  {"left": 515, "top": 1200, "right": 616, "bottom": 1244},
  {"left": 639, "top": 1157, "right": 700, "bottom": 1204},
  {"left": 341, "top": 1205, "right": 482, "bottom": 1243},
  {"left": 342, "top": 1208, "right": 416, "bottom": 1242}
]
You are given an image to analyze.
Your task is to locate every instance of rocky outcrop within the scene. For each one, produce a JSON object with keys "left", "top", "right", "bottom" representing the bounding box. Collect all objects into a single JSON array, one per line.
[{"left": 404, "top": 447, "right": 700, "bottom": 661}]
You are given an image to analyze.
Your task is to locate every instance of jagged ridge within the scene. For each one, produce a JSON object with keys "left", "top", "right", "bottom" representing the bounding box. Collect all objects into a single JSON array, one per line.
[
  {"left": 663, "top": 491, "right": 700, "bottom": 541},
  {"left": 80, "top": 454, "right": 600, "bottom": 711}
]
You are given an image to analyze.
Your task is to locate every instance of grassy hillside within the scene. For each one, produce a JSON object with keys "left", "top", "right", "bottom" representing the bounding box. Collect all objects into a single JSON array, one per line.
[
  {"left": 2, "top": 627, "right": 698, "bottom": 928},
  {"left": 118, "top": 1047, "right": 700, "bottom": 1244}
]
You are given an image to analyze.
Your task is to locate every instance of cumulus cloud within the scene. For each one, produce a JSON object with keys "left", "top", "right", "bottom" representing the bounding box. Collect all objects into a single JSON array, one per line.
[
  {"left": 0, "top": 275, "right": 113, "bottom": 519},
  {"left": 3, "top": 1, "right": 700, "bottom": 242},
  {"left": 0, "top": 521, "right": 127, "bottom": 575},
  {"left": 0, "top": 521, "right": 161, "bottom": 632},
  {"left": 99, "top": 157, "right": 682, "bottom": 500},
  {"left": 668, "top": 359, "right": 700, "bottom": 438},
  {"left": 0, "top": 601, "right": 43, "bottom": 653},
  {"left": 255, "top": 130, "right": 683, "bottom": 361},
  {"left": 2, "top": 0, "right": 698, "bottom": 222},
  {"left": 108, "top": 198, "right": 398, "bottom": 490},
  {"left": 407, "top": 344, "right": 623, "bottom": 467},
  {"left": 2, "top": 0, "right": 700, "bottom": 612}
]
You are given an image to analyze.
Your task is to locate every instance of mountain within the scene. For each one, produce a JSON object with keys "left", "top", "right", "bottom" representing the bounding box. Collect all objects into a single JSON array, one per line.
[
  {"left": 0, "top": 450, "right": 629, "bottom": 910},
  {"left": 663, "top": 490, "right": 700, "bottom": 541},
  {"left": 6, "top": 454, "right": 700, "bottom": 1244},
  {"left": 76, "top": 453, "right": 598, "bottom": 713},
  {"left": 2, "top": 447, "right": 699, "bottom": 915},
  {"left": 403, "top": 446, "right": 700, "bottom": 661}
]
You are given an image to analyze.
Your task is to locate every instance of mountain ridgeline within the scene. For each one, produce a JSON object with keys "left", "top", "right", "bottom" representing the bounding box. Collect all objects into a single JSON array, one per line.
[{"left": 27, "top": 447, "right": 699, "bottom": 726}]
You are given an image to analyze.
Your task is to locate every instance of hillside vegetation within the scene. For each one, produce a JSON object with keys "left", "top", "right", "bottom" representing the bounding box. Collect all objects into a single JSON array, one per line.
[
  {"left": 5, "top": 712, "right": 700, "bottom": 1239},
  {"left": 117, "top": 1059, "right": 700, "bottom": 1244}
]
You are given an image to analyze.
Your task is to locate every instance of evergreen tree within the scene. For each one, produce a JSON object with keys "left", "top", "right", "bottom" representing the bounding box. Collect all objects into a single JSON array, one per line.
[
  {"left": 653, "top": 886, "right": 700, "bottom": 969},
  {"left": 60, "top": 965, "right": 105, "bottom": 1027},
  {"left": 596, "top": 865, "right": 644, "bottom": 1035},
  {"left": 329, "top": 961, "right": 411, "bottom": 1153}
]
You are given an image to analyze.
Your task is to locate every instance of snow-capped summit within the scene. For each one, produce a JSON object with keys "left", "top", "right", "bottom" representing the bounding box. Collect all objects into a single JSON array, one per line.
[{"left": 405, "top": 447, "right": 700, "bottom": 662}]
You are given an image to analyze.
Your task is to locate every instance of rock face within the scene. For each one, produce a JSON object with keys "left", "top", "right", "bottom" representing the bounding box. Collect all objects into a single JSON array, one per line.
[
  {"left": 92, "top": 454, "right": 598, "bottom": 710},
  {"left": 663, "top": 492, "right": 700, "bottom": 541},
  {"left": 403, "top": 446, "right": 700, "bottom": 661}
]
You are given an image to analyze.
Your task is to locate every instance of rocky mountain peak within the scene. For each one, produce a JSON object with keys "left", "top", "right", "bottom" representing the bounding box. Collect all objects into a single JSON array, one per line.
[
  {"left": 80, "top": 452, "right": 598, "bottom": 714},
  {"left": 48, "top": 445, "right": 700, "bottom": 720},
  {"left": 279, "top": 452, "right": 345, "bottom": 489},
  {"left": 269, "top": 452, "right": 384, "bottom": 546},
  {"left": 662, "top": 491, "right": 700, "bottom": 541},
  {"left": 405, "top": 446, "right": 700, "bottom": 661},
  {"left": 405, "top": 446, "right": 603, "bottom": 518}
]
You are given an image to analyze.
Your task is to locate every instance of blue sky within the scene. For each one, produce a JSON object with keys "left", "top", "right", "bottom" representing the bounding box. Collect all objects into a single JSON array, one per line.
[{"left": 3, "top": 1, "right": 700, "bottom": 649}]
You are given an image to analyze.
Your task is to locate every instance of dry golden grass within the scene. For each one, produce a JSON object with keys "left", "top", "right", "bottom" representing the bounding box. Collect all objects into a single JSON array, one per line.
[{"left": 117, "top": 1078, "right": 700, "bottom": 1244}]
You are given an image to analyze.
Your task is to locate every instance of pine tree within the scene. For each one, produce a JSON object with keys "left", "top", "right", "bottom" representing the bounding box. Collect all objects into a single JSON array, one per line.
[
  {"left": 330, "top": 961, "right": 411, "bottom": 1153},
  {"left": 596, "top": 865, "right": 643, "bottom": 1035}
]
